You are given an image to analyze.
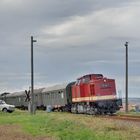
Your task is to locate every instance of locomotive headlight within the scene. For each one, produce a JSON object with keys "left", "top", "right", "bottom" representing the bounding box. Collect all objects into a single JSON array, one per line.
[{"left": 104, "top": 79, "right": 106, "bottom": 82}]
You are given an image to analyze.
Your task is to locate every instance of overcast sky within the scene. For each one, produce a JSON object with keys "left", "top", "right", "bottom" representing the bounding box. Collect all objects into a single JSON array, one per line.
[{"left": 0, "top": 0, "right": 140, "bottom": 97}]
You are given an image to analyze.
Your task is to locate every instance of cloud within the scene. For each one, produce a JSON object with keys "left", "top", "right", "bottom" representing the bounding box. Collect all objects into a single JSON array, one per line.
[
  {"left": 40, "top": 1, "right": 140, "bottom": 48},
  {"left": 0, "top": 0, "right": 140, "bottom": 97}
]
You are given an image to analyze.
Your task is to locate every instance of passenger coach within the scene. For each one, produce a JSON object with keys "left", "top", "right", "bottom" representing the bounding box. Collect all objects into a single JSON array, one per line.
[{"left": 42, "top": 82, "right": 75, "bottom": 111}]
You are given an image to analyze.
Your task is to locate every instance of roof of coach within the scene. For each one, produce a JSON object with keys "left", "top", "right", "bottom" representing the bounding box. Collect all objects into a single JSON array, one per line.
[
  {"left": 34, "top": 88, "right": 45, "bottom": 94},
  {"left": 6, "top": 88, "right": 44, "bottom": 97},
  {"left": 0, "top": 92, "right": 10, "bottom": 97},
  {"left": 42, "top": 83, "right": 68, "bottom": 93},
  {"left": 6, "top": 91, "right": 25, "bottom": 97}
]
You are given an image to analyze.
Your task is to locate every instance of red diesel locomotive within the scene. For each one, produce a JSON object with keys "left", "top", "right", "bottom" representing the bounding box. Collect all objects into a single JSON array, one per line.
[{"left": 71, "top": 74, "right": 122, "bottom": 114}]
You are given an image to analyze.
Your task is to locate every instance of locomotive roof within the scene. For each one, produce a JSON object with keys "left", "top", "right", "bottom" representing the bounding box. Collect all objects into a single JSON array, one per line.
[
  {"left": 77, "top": 74, "right": 103, "bottom": 80},
  {"left": 42, "top": 83, "right": 68, "bottom": 93}
]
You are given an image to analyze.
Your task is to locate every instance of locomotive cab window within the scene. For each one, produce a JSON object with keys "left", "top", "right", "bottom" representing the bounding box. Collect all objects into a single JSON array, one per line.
[
  {"left": 76, "top": 80, "right": 80, "bottom": 85},
  {"left": 82, "top": 77, "right": 90, "bottom": 83}
]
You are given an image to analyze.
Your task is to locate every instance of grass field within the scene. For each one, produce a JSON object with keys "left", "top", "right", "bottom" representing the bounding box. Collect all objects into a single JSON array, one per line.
[{"left": 0, "top": 110, "right": 140, "bottom": 140}]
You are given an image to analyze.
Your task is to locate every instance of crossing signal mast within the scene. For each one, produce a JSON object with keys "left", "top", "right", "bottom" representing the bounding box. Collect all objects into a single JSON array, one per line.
[
  {"left": 30, "top": 36, "right": 37, "bottom": 114},
  {"left": 125, "top": 42, "right": 128, "bottom": 113}
]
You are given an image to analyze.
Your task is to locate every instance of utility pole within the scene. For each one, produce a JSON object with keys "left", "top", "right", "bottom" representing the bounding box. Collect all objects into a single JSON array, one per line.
[
  {"left": 31, "top": 36, "right": 37, "bottom": 114},
  {"left": 125, "top": 42, "right": 128, "bottom": 113}
]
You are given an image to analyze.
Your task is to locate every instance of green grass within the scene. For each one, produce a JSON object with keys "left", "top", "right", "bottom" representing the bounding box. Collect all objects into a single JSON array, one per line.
[{"left": 0, "top": 110, "right": 140, "bottom": 140}]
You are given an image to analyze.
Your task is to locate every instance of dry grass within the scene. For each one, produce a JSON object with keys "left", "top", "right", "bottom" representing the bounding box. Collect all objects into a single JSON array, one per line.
[
  {"left": 48, "top": 113, "right": 140, "bottom": 140},
  {"left": 0, "top": 125, "right": 53, "bottom": 140}
]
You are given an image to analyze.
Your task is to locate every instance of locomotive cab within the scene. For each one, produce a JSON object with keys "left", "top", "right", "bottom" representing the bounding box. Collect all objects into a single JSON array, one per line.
[{"left": 72, "top": 74, "right": 108, "bottom": 102}]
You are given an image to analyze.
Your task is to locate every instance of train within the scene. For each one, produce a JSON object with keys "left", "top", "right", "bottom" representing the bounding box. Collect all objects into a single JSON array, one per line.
[{"left": 0, "top": 74, "right": 122, "bottom": 114}]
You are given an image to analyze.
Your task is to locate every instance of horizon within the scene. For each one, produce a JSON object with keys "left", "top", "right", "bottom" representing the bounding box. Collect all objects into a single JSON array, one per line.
[{"left": 0, "top": 0, "right": 140, "bottom": 97}]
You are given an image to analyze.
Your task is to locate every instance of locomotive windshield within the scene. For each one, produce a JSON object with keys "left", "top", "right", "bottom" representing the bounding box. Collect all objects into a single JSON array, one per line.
[
  {"left": 76, "top": 77, "right": 90, "bottom": 84},
  {"left": 75, "top": 80, "right": 80, "bottom": 85},
  {"left": 82, "top": 77, "right": 90, "bottom": 83},
  {"left": 95, "top": 74, "right": 103, "bottom": 79}
]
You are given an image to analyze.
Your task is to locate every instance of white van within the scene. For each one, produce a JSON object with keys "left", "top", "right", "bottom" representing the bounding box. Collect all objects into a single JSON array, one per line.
[{"left": 0, "top": 100, "right": 15, "bottom": 113}]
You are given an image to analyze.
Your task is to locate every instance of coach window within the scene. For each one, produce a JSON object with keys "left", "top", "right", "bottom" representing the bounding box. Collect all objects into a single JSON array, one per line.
[
  {"left": 52, "top": 93, "right": 54, "bottom": 99},
  {"left": 55, "top": 92, "right": 57, "bottom": 98},
  {"left": 49, "top": 93, "right": 51, "bottom": 99},
  {"left": 56, "top": 92, "right": 58, "bottom": 99},
  {"left": 61, "top": 91, "right": 64, "bottom": 99},
  {"left": 53, "top": 93, "right": 55, "bottom": 98},
  {"left": 50, "top": 93, "right": 52, "bottom": 99},
  {"left": 42, "top": 93, "right": 44, "bottom": 98},
  {"left": 53, "top": 93, "right": 55, "bottom": 99},
  {"left": 46, "top": 93, "right": 48, "bottom": 99},
  {"left": 58, "top": 91, "right": 61, "bottom": 98}
]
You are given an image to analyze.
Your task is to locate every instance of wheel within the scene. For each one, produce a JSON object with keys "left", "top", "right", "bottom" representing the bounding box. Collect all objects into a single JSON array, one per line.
[{"left": 2, "top": 108, "right": 8, "bottom": 112}]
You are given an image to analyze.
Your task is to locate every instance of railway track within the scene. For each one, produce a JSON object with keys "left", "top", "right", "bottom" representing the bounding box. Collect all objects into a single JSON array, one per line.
[{"left": 102, "top": 114, "right": 140, "bottom": 122}]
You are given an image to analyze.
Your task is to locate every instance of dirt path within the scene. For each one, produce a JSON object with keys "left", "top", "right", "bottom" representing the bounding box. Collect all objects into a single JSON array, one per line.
[{"left": 0, "top": 125, "right": 53, "bottom": 140}]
